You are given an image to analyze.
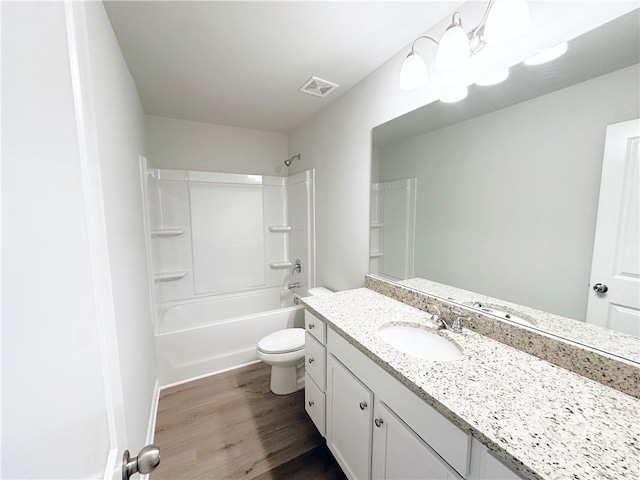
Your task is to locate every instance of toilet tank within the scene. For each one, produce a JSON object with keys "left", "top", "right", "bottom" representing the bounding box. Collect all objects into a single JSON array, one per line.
[{"left": 307, "top": 287, "right": 333, "bottom": 296}]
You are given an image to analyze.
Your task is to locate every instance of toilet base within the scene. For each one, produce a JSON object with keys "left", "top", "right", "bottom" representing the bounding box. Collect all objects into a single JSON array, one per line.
[{"left": 270, "top": 361, "right": 305, "bottom": 395}]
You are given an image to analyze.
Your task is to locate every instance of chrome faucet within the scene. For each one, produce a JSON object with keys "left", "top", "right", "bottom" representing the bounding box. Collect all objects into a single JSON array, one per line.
[
  {"left": 425, "top": 305, "right": 464, "bottom": 333},
  {"left": 292, "top": 259, "right": 302, "bottom": 274},
  {"left": 287, "top": 282, "right": 300, "bottom": 290}
]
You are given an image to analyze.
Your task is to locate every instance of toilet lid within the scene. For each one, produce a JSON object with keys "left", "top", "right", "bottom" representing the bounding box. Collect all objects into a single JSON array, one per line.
[{"left": 257, "top": 328, "right": 305, "bottom": 354}]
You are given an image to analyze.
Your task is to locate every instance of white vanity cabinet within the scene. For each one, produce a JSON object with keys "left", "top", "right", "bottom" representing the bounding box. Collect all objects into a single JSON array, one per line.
[
  {"left": 325, "top": 326, "right": 470, "bottom": 480},
  {"left": 303, "top": 310, "right": 522, "bottom": 480}
]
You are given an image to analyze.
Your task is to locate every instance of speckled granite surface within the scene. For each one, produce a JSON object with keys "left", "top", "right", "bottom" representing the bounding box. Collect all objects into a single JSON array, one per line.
[
  {"left": 366, "top": 275, "right": 640, "bottom": 399},
  {"left": 302, "top": 288, "right": 640, "bottom": 480}
]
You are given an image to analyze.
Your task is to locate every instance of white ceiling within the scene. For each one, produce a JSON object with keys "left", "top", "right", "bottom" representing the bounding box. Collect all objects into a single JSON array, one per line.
[{"left": 103, "top": 1, "right": 462, "bottom": 134}]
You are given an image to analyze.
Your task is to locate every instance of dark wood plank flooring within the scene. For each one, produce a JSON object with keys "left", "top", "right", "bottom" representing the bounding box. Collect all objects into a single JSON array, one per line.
[{"left": 152, "top": 362, "right": 345, "bottom": 480}]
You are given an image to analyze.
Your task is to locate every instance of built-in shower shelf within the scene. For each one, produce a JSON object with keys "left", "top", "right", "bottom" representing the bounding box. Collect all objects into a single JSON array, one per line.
[
  {"left": 269, "top": 261, "right": 293, "bottom": 269},
  {"left": 268, "top": 226, "right": 292, "bottom": 233},
  {"left": 154, "top": 270, "right": 188, "bottom": 282},
  {"left": 151, "top": 228, "right": 186, "bottom": 238},
  {"left": 370, "top": 223, "right": 383, "bottom": 229},
  {"left": 369, "top": 252, "right": 383, "bottom": 259}
]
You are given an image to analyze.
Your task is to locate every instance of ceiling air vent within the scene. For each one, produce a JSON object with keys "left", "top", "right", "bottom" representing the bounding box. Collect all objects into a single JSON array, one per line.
[{"left": 298, "top": 76, "right": 339, "bottom": 98}]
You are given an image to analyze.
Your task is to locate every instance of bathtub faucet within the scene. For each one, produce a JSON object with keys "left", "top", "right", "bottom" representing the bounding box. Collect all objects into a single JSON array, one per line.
[
  {"left": 292, "top": 259, "right": 302, "bottom": 274},
  {"left": 287, "top": 282, "right": 300, "bottom": 290}
]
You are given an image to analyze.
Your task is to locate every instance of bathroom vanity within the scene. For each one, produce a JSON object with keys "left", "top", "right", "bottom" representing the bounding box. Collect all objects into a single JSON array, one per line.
[{"left": 301, "top": 288, "right": 639, "bottom": 480}]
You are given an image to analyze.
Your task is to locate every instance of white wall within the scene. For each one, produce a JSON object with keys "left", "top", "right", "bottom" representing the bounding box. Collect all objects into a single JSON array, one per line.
[
  {"left": 145, "top": 115, "right": 288, "bottom": 175},
  {"left": 84, "top": 1, "right": 157, "bottom": 452},
  {"left": 288, "top": 1, "right": 637, "bottom": 292},
  {"left": 378, "top": 65, "right": 640, "bottom": 320},
  {"left": 2, "top": 2, "right": 112, "bottom": 477}
]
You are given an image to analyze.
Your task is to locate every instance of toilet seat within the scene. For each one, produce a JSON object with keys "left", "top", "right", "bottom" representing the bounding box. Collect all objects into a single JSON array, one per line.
[{"left": 257, "top": 328, "right": 305, "bottom": 354}]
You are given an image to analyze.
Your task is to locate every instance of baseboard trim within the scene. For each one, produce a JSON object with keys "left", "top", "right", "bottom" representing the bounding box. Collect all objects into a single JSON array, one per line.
[{"left": 160, "top": 360, "right": 262, "bottom": 391}]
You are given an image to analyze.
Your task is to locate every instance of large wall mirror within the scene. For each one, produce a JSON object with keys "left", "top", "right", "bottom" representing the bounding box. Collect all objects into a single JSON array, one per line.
[{"left": 370, "top": 10, "right": 640, "bottom": 363}]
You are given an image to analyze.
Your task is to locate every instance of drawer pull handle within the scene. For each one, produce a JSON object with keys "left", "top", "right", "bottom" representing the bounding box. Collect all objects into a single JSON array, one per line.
[
  {"left": 308, "top": 357, "right": 315, "bottom": 364},
  {"left": 375, "top": 418, "right": 384, "bottom": 428},
  {"left": 308, "top": 400, "right": 314, "bottom": 407},
  {"left": 308, "top": 323, "right": 315, "bottom": 329},
  {"left": 359, "top": 402, "right": 367, "bottom": 411}
]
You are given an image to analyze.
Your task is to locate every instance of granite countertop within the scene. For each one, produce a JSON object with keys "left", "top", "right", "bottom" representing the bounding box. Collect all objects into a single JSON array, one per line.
[{"left": 302, "top": 288, "right": 640, "bottom": 480}]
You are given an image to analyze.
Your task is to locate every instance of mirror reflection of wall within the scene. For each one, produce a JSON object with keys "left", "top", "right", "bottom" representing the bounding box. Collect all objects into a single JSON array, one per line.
[{"left": 371, "top": 10, "right": 639, "bottom": 325}]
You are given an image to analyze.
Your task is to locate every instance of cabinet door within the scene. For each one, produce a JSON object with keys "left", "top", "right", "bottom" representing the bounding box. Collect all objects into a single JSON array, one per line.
[
  {"left": 326, "top": 355, "right": 373, "bottom": 480},
  {"left": 468, "top": 438, "right": 522, "bottom": 480},
  {"left": 372, "top": 401, "right": 459, "bottom": 480}
]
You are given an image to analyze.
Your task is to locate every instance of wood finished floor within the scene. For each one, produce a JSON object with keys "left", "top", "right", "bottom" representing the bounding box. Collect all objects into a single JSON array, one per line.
[{"left": 153, "top": 362, "right": 346, "bottom": 480}]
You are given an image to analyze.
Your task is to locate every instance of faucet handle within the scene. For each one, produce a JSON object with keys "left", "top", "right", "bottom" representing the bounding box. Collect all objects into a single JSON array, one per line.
[
  {"left": 426, "top": 304, "right": 441, "bottom": 318},
  {"left": 452, "top": 316, "right": 468, "bottom": 333},
  {"left": 426, "top": 304, "right": 443, "bottom": 327}
]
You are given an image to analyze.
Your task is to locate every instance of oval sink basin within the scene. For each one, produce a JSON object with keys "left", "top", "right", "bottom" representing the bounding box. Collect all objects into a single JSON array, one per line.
[{"left": 378, "top": 325, "right": 462, "bottom": 362}]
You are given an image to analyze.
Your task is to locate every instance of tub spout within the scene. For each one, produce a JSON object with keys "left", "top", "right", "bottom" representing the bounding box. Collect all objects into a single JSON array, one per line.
[{"left": 287, "top": 283, "right": 300, "bottom": 290}]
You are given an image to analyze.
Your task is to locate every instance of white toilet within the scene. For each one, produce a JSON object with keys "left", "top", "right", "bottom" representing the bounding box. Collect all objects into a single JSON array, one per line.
[{"left": 257, "top": 287, "right": 333, "bottom": 395}]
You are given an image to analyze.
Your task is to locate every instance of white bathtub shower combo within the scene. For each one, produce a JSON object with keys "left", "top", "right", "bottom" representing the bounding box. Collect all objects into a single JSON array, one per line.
[{"left": 142, "top": 166, "right": 317, "bottom": 386}]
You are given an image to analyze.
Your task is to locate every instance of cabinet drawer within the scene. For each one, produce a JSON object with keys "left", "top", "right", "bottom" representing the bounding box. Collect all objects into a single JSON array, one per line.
[
  {"left": 305, "top": 374, "right": 325, "bottom": 437},
  {"left": 305, "top": 310, "right": 326, "bottom": 344},
  {"left": 305, "top": 332, "right": 326, "bottom": 390}
]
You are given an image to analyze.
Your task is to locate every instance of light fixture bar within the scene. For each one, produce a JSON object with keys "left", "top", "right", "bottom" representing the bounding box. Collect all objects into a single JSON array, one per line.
[{"left": 399, "top": 0, "right": 530, "bottom": 89}]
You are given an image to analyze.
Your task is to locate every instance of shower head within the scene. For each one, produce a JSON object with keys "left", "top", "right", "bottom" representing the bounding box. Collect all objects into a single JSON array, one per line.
[{"left": 284, "top": 153, "right": 301, "bottom": 167}]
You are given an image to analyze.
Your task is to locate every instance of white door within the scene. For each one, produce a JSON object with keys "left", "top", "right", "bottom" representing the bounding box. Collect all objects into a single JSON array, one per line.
[
  {"left": 586, "top": 119, "right": 640, "bottom": 336},
  {"left": 2, "top": 1, "right": 127, "bottom": 478},
  {"left": 371, "top": 401, "right": 458, "bottom": 480},
  {"left": 326, "top": 355, "right": 373, "bottom": 480}
]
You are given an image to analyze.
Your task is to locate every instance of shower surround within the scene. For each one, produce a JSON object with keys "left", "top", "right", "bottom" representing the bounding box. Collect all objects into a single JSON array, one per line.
[{"left": 142, "top": 167, "right": 315, "bottom": 385}]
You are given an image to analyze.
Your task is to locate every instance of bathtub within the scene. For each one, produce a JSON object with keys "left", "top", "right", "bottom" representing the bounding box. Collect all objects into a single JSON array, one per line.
[{"left": 155, "top": 289, "right": 305, "bottom": 386}]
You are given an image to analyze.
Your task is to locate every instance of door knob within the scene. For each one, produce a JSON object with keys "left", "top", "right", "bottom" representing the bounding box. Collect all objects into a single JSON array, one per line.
[
  {"left": 123, "top": 444, "right": 160, "bottom": 480},
  {"left": 593, "top": 283, "right": 609, "bottom": 294}
]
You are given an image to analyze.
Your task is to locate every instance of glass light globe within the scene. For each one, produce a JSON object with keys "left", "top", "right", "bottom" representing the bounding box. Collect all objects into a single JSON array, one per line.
[
  {"left": 435, "top": 24, "right": 470, "bottom": 70},
  {"left": 440, "top": 86, "right": 468, "bottom": 103},
  {"left": 484, "top": 0, "right": 530, "bottom": 45},
  {"left": 524, "top": 42, "right": 568, "bottom": 66},
  {"left": 399, "top": 51, "right": 428, "bottom": 90}
]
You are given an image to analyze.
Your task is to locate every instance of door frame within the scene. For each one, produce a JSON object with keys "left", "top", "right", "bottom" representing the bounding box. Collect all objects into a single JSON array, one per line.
[{"left": 64, "top": 1, "right": 128, "bottom": 477}]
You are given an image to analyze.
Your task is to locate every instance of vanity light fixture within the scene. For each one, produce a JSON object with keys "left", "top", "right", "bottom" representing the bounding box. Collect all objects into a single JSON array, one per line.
[
  {"left": 475, "top": 67, "right": 510, "bottom": 86},
  {"left": 399, "top": 0, "right": 530, "bottom": 90},
  {"left": 440, "top": 86, "right": 468, "bottom": 103},
  {"left": 523, "top": 42, "right": 568, "bottom": 66}
]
